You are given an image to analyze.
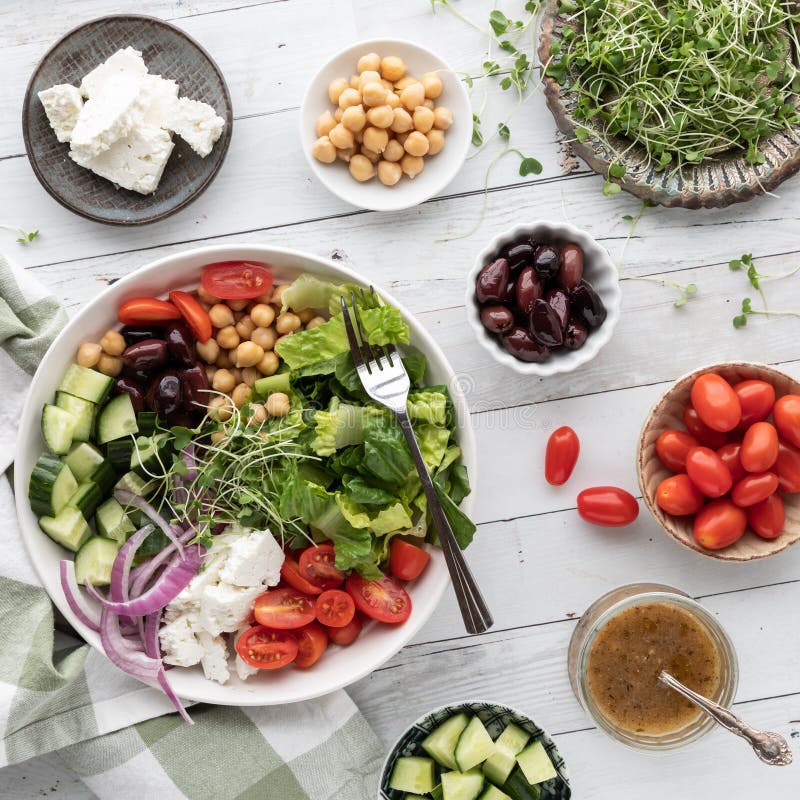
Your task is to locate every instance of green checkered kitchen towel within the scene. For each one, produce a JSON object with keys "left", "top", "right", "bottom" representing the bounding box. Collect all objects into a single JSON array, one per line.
[{"left": 0, "top": 254, "right": 383, "bottom": 799}]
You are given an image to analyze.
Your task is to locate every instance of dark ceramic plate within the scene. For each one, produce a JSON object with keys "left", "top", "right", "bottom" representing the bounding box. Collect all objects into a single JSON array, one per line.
[
  {"left": 538, "top": 0, "right": 800, "bottom": 209},
  {"left": 379, "top": 701, "right": 571, "bottom": 799},
  {"left": 22, "top": 15, "right": 233, "bottom": 226}
]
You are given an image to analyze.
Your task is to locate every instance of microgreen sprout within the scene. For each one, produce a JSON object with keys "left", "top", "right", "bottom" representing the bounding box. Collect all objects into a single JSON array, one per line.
[
  {"left": 0, "top": 224, "right": 39, "bottom": 245},
  {"left": 729, "top": 253, "right": 800, "bottom": 327}
]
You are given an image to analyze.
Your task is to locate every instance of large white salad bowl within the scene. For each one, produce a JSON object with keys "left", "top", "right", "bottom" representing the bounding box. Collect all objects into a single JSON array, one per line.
[{"left": 14, "top": 244, "right": 477, "bottom": 706}]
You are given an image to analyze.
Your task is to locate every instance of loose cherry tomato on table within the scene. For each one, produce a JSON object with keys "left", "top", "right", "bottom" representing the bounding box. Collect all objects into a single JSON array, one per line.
[
  {"left": 656, "top": 474, "right": 706, "bottom": 516},
  {"left": 299, "top": 544, "right": 346, "bottom": 591},
  {"left": 716, "top": 443, "right": 747, "bottom": 484},
  {"left": 683, "top": 407, "right": 728, "bottom": 449},
  {"left": 545, "top": 426, "right": 580, "bottom": 485},
  {"left": 773, "top": 395, "right": 800, "bottom": 449},
  {"left": 685, "top": 447, "right": 733, "bottom": 498},
  {"left": 201, "top": 261, "right": 274, "bottom": 300},
  {"left": 691, "top": 373, "right": 741, "bottom": 432},
  {"left": 739, "top": 421, "right": 779, "bottom": 473},
  {"left": 576, "top": 486, "right": 639, "bottom": 527},
  {"left": 118, "top": 297, "right": 181, "bottom": 325},
  {"left": 253, "top": 588, "right": 316, "bottom": 630},
  {"left": 280, "top": 554, "right": 325, "bottom": 595},
  {"left": 389, "top": 539, "right": 430, "bottom": 581},
  {"left": 315, "top": 589, "right": 356, "bottom": 628},
  {"left": 293, "top": 622, "right": 329, "bottom": 668},
  {"left": 655, "top": 429, "right": 699, "bottom": 473},
  {"left": 345, "top": 573, "right": 412, "bottom": 624},
  {"left": 327, "top": 614, "right": 363, "bottom": 646},
  {"left": 747, "top": 494, "right": 785, "bottom": 540},
  {"left": 236, "top": 626, "right": 298, "bottom": 669},
  {"left": 773, "top": 440, "right": 800, "bottom": 493},
  {"left": 168, "top": 291, "right": 212, "bottom": 343},
  {"left": 733, "top": 380, "right": 775, "bottom": 428},
  {"left": 693, "top": 499, "right": 747, "bottom": 550},
  {"left": 731, "top": 472, "right": 779, "bottom": 507}
]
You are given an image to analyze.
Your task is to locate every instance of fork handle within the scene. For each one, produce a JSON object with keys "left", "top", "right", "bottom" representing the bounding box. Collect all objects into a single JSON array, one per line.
[{"left": 396, "top": 411, "right": 493, "bottom": 635}]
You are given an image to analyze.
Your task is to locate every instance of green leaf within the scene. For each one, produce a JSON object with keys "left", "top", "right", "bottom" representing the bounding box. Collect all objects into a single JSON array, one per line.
[
  {"left": 575, "top": 127, "right": 590, "bottom": 143},
  {"left": 733, "top": 314, "right": 748, "bottom": 328},
  {"left": 608, "top": 163, "right": 626, "bottom": 178},
  {"left": 342, "top": 475, "right": 396, "bottom": 507},
  {"left": 602, "top": 180, "right": 621, "bottom": 197},
  {"left": 684, "top": 283, "right": 698, "bottom": 295},
  {"left": 525, "top": 0, "right": 540, "bottom": 11},
  {"left": 498, "top": 122, "right": 510, "bottom": 141},
  {"left": 471, "top": 113, "right": 483, "bottom": 147},
  {"left": 519, "top": 157, "right": 543, "bottom": 176},
  {"left": 337, "top": 495, "right": 412, "bottom": 537},
  {"left": 360, "top": 415, "right": 414, "bottom": 485},
  {"left": 500, "top": 76, "right": 512, "bottom": 91},
  {"left": 729, "top": 259, "right": 742, "bottom": 271},
  {"left": 621, "top": 214, "right": 633, "bottom": 222},
  {"left": 742, "top": 297, "right": 753, "bottom": 313},
  {"left": 489, "top": 9, "right": 510, "bottom": 36}
]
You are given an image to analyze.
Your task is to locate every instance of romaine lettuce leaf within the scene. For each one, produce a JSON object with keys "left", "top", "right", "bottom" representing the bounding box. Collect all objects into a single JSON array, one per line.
[
  {"left": 406, "top": 390, "right": 447, "bottom": 426},
  {"left": 342, "top": 474, "right": 397, "bottom": 506},
  {"left": 280, "top": 274, "right": 382, "bottom": 318},
  {"left": 359, "top": 415, "right": 414, "bottom": 484},
  {"left": 312, "top": 402, "right": 382, "bottom": 457},
  {"left": 336, "top": 494, "right": 413, "bottom": 536}
]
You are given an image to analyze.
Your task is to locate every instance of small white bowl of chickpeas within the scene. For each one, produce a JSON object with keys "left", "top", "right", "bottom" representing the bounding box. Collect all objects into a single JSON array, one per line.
[{"left": 301, "top": 39, "right": 471, "bottom": 211}]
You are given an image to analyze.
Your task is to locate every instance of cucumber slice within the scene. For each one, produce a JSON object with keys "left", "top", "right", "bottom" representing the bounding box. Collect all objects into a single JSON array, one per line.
[
  {"left": 90, "top": 460, "right": 117, "bottom": 495},
  {"left": 106, "top": 438, "right": 134, "bottom": 474},
  {"left": 483, "top": 724, "right": 530, "bottom": 786},
  {"left": 501, "top": 770, "right": 541, "bottom": 800},
  {"left": 389, "top": 757, "right": 436, "bottom": 795},
  {"left": 96, "top": 498, "right": 136, "bottom": 545},
  {"left": 422, "top": 713, "right": 470, "bottom": 770},
  {"left": 137, "top": 411, "right": 159, "bottom": 436},
  {"left": 68, "top": 481, "right": 103, "bottom": 519},
  {"left": 28, "top": 454, "right": 77, "bottom": 517},
  {"left": 441, "top": 769, "right": 484, "bottom": 800},
  {"left": 41, "top": 405, "right": 77, "bottom": 455},
  {"left": 254, "top": 372, "right": 291, "bottom": 397},
  {"left": 58, "top": 363, "right": 113, "bottom": 404},
  {"left": 39, "top": 506, "right": 91, "bottom": 552},
  {"left": 406, "top": 795, "right": 429, "bottom": 800},
  {"left": 96, "top": 393, "right": 138, "bottom": 445},
  {"left": 74, "top": 536, "right": 120, "bottom": 586},
  {"left": 431, "top": 787, "right": 444, "bottom": 800},
  {"left": 515, "top": 742, "right": 556, "bottom": 786},
  {"left": 455, "top": 717, "right": 495, "bottom": 772},
  {"left": 115, "top": 471, "right": 156, "bottom": 498},
  {"left": 55, "top": 391, "right": 96, "bottom": 442},
  {"left": 479, "top": 786, "right": 512, "bottom": 800},
  {"left": 66, "top": 442, "right": 104, "bottom": 481}
]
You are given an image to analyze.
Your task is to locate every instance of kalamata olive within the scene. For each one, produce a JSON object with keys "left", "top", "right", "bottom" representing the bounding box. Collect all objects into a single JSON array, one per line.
[
  {"left": 502, "top": 326, "right": 550, "bottom": 362},
  {"left": 121, "top": 326, "right": 164, "bottom": 346},
  {"left": 113, "top": 377, "right": 145, "bottom": 413},
  {"left": 529, "top": 298, "right": 565, "bottom": 347},
  {"left": 169, "top": 412, "right": 196, "bottom": 427},
  {"left": 178, "top": 364, "right": 210, "bottom": 411},
  {"left": 545, "top": 288, "right": 570, "bottom": 331},
  {"left": 476, "top": 258, "right": 511, "bottom": 303},
  {"left": 533, "top": 245, "right": 561, "bottom": 280},
  {"left": 570, "top": 280, "right": 607, "bottom": 328},
  {"left": 504, "top": 242, "right": 536, "bottom": 271},
  {"left": 563, "top": 317, "right": 589, "bottom": 350},
  {"left": 480, "top": 305, "right": 515, "bottom": 334},
  {"left": 122, "top": 339, "right": 168, "bottom": 375},
  {"left": 515, "top": 266, "right": 543, "bottom": 314},
  {"left": 558, "top": 244, "right": 584, "bottom": 290},
  {"left": 146, "top": 371, "right": 182, "bottom": 418},
  {"left": 165, "top": 321, "right": 195, "bottom": 366}
]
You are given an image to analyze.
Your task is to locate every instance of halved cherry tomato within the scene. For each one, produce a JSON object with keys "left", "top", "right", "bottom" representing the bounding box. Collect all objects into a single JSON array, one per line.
[
  {"left": 280, "top": 555, "right": 325, "bottom": 595},
  {"left": 327, "top": 614, "right": 363, "bottom": 646},
  {"left": 685, "top": 447, "right": 733, "bottom": 498},
  {"left": 236, "top": 626, "right": 298, "bottom": 669},
  {"left": 691, "top": 373, "right": 741, "bottom": 433},
  {"left": 315, "top": 589, "right": 355, "bottom": 628},
  {"left": 169, "top": 290, "right": 212, "bottom": 343},
  {"left": 545, "top": 426, "right": 580, "bottom": 485},
  {"left": 773, "top": 440, "right": 800, "bottom": 493},
  {"left": 716, "top": 443, "right": 747, "bottom": 484},
  {"left": 253, "top": 588, "right": 316, "bottom": 630},
  {"left": 299, "top": 544, "right": 345, "bottom": 591},
  {"left": 747, "top": 494, "right": 785, "bottom": 540},
  {"left": 740, "top": 421, "right": 779, "bottom": 473},
  {"left": 683, "top": 406, "right": 728, "bottom": 449},
  {"left": 656, "top": 474, "right": 706, "bottom": 516},
  {"left": 773, "top": 395, "right": 800, "bottom": 449},
  {"left": 731, "top": 472, "right": 779, "bottom": 507},
  {"left": 118, "top": 297, "right": 181, "bottom": 325},
  {"left": 655, "top": 429, "right": 699, "bottom": 473},
  {"left": 693, "top": 499, "right": 747, "bottom": 550},
  {"left": 201, "top": 261, "right": 274, "bottom": 300},
  {"left": 576, "top": 486, "right": 639, "bottom": 527},
  {"left": 293, "top": 622, "right": 329, "bottom": 668},
  {"left": 389, "top": 539, "right": 430, "bottom": 581},
  {"left": 733, "top": 380, "right": 775, "bottom": 429},
  {"left": 346, "top": 573, "right": 412, "bottom": 624}
]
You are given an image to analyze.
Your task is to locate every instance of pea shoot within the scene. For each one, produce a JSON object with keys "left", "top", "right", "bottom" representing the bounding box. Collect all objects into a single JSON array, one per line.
[
  {"left": 730, "top": 253, "right": 800, "bottom": 327},
  {"left": 0, "top": 224, "right": 39, "bottom": 245}
]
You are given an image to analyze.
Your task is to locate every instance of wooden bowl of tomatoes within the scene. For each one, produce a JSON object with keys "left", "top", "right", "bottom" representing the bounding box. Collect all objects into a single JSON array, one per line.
[{"left": 637, "top": 362, "right": 800, "bottom": 561}]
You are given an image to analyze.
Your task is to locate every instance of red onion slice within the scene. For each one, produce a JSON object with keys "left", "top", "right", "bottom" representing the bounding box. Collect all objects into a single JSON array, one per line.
[
  {"left": 59, "top": 561, "right": 100, "bottom": 632},
  {"left": 182, "top": 444, "right": 198, "bottom": 482},
  {"left": 129, "top": 526, "right": 198, "bottom": 599},
  {"left": 158, "top": 668, "right": 193, "bottom": 724},
  {"left": 114, "top": 489, "right": 185, "bottom": 560},
  {"left": 98, "top": 607, "right": 161, "bottom": 680},
  {"left": 110, "top": 524, "right": 153, "bottom": 627},
  {"left": 144, "top": 611, "right": 162, "bottom": 659}
]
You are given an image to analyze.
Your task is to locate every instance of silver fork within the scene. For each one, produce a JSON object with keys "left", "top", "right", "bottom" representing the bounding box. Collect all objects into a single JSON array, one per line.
[{"left": 340, "top": 289, "right": 493, "bottom": 635}]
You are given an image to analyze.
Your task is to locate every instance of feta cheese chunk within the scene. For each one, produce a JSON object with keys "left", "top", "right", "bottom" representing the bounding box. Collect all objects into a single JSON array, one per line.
[
  {"left": 80, "top": 46, "right": 147, "bottom": 98},
  {"left": 70, "top": 126, "right": 175, "bottom": 195},
  {"left": 140, "top": 74, "right": 180, "bottom": 128},
  {"left": 198, "top": 583, "right": 262, "bottom": 637},
  {"left": 159, "top": 616, "right": 205, "bottom": 668},
  {"left": 197, "top": 631, "right": 230, "bottom": 684},
  {"left": 37, "top": 84, "right": 84, "bottom": 143},
  {"left": 166, "top": 97, "right": 225, "bottom": 157},
  {"left": 219, "top": 529, "right": 284, "bottom": 588}
]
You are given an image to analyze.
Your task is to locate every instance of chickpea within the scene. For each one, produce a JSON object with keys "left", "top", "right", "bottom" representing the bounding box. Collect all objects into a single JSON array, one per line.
[
  {"left": 360, "top": 146, "right": 381, "bottom": 164},
  {"left": 247, "top": 403, "right": 267, "bottom": 425},
  {"left": 394, "top": 76, "right": 417, "bottom": 92},
  {"left": 329, "top": 123, "right": 355, "bottom": 150},
  {"left": 316, "top": 110, "right": 336, "bottom": 137},
  {"left": 421, "top": 71, "right": 444, "bottom": 99},
  {"left": 235, "top": 315, "right": 255, "bottom": 340},
  {"left": 357, "top": 52, "right": 381, "bottom": 73},
  {"left": 197, "top": 285, "right": 220, "bottom": 304},
  {"left": 76, "top": 342, "right": 102, "bottom": 368},
  {"left": 99, "top": 329, "right": 126, "bottom": 356},
  {"left": 215, "top": 349, "right": 232, "bottom": 369},
  {"left": 336, "top": 146, "right": 356, "bottom": 162},
  {"left": 358, "top": 70, "right": 381, "bottom": 90},
  {"left": 423, "top": 98, "right": 435, "bottom": 110},
  {"left": 341, "top": 104, "right": 366, "bottom": 132},
  {"left": 338, "top": 88, "right": 362, "bottom": 110},
  {"left": 381, "top": 79, "right": 394, "bottom": 91},
  {"left": 266, "top": 392, "right": 291, "bottom": 417},
  {"left": 381, "top": 56, "right": 407, "bottom": 82},
  {"left": 96, "top": 353, "right": 122, "bottom": 377},
  {"left": 328, "top": 77, "right": 349, "bottom": 104},
  {"left": 305, "top": 315, "right": 327, "bottom": 329},
  {"left": 275, "top": 312, "right": 301, "bottom": 335},
  {"left": 210, "top": 429, "right": 227, "bottom": 445},
  {"left": 312, "top": 136, "right": 336, "bottom": 163},
  {"left": 382, "top": 139, "right": 405, "bottom": 162},
  {"left": 433, "top": 106, "right": 453, "bottom": 130},
  {"left": 427, "top": 129, "right": 445, "bottom": 155},
  {"left": 235, "top": 340, "right": 265, "bottom": 368},
  {"left": 366, "top": 104, "right": 393, "bottom": 129},
  {"left": 363, "top": 126, "right": 389, "bottom": 153},
  {"left": 334, "top": 107, "right": 344, "bottom": 122},
  {"left": 349, "top": 153, "right": 375, "bottom": 181},
  {"left": 401, "top": 153, "right": 425, "bottom": 179},
  {"left": 209, "top": 303, "right": 234, "bottom": 328},
  {"left": 241, "top": 366, "right": 260, "bottom": 387},
  {"left": 205, "top": 364, "right": 218, "bottom": 383},
  {"left": 412, "top": 105, "right": 435, "bottom": 134},
  {"left": 231, "top": 367, "right": 243, "bottom": 385},
  {"left": 212, "top": 368, "right": 236, "bottom": 393},
  {"left": 271, "top": 284, "right": 290, "bottom": 306},
  {"left": 257, "top": 351, "right": 280, "bottom": 376},
  {"left": 251, "top": 326, "right": 276, "bottom": 351},
  {"left": 196, "top": 338, "right": 220, "bottom": 364},
  {"left": 378, "top": 160, "right": 403, "bottom": 186},
  {"left": 400, "top": 82, "right": 426, "bottom": 112},
  {"left": 361, "top": 81, "right": 387, "bottom": 107},
  {"left": 390, "top": 108, "right": 413, "bottom": 133},
  {"left": 231, "top": 383, "right": 252, "bottom": 409},
  {"left": 230, "top": 299, "right": 250, "bottom": 312},
  {"left": 250, "top": 303, "right": 275, "bottom": 328},
  {"left": 395, "top": 131, "right": 409, "bottom": 147},
  {"left": 385, "top": 90, "right": 400, "bottom": 109},
  {"left": 297, "top": 308, "right": 315, "bottom": 324},
  {"left": 353, "top": 128, "right": 364, "bottom": 144},
  {"left": 208, "top": 395, "right": 233, "bottom": 422},
  {"left": 216, "top": 325, "right": 240, "bottom": 350},
  {"left": 349, "top": 74, "right": 360, "bottom": 89},
  {"left": 404, "top": 130, "right": 430, "bottom": 157}
]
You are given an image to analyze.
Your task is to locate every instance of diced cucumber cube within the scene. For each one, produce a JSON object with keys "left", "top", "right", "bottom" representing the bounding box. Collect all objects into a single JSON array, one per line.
[
  {"left": 422, "top": 713, "right": 470, "bottom": 770},
  {"left": 515, "top": 742, "right": 556, "bottom": 786},
  {"left": 389, "top": 757, "right": 436, "bottom": 795},
  {"left": 455, "top": 717, "right": 495, "bottom": 772}
]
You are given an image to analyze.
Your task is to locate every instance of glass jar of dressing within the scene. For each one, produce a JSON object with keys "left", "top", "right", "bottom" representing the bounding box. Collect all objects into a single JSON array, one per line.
[{"left": 568, "top": 583, "right": 738, "bottom": 750}]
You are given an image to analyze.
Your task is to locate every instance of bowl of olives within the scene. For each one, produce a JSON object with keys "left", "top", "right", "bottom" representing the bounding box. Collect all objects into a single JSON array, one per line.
[{"left": 466, "top": 221, "right": 621, "bottom": 375}]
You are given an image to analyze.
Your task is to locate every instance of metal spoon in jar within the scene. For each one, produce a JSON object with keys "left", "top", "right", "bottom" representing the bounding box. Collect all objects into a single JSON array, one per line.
[{"left": 659, "top": 671, "right": 793, "bottom": 766}]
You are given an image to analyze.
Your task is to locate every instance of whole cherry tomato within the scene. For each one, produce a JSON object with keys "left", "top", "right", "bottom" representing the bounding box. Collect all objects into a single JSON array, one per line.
[
  {"left": 293, "top": 622, "right": 329, "bottom": 669},
  {"left": 731, "top": 472, "right": 779, "bottom": 507},
  {"left": 576, "top": 486, "right": 639, "bottom": 527},
  {"left": 773, "top": 395, "right": 800, "bottom": 449},
  {"left": 118, "top": 297, "right": 181, "bottom": 325},
  {"left": 545, "top": 426, "right": 580, "bottom": 485},
  {"left": 299, "top": 544, "right": 346, "bottom": 591},
  {"left": 655, "top": 429, "right": 699, "bottom": 473},
  {"left": 716, "top": 443, "right": 747, "bottom": 483},
  {"left": 326, "top": 614, "right": 363, "bottom": 646},
  {"left": 685, "top": 447, "right": 733, "bottom": 498},
  {"left": 656, "top": 474, "right": 706, "bottom": 516},
  {"left": 693, "top": 499, "right": 747, "bottom": 550},
  {"left": 739, "top": 421, "right": 779, "bottom": 473},
  {"left": 773, "top": 440, "right": 800, "bottom": 493},
  {"left": 683, "top": 406, "right": 728, "bottom": 449},
  {"left": 733, "top": 380, "right": 775, "bottom": 428},
  {"left": 690, "top": 373, "right": 741, "bottom": 432},
  {"left": 747, "top": 494, "right": 785, "bottom": 540},
  {"left": 169, "top": 291, "right": 212, "bottom": 343}
]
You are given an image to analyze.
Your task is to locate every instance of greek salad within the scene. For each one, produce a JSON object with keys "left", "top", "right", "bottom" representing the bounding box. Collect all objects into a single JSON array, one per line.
[{"left": 28, "top": 261, "right": 474, "bottom": 721}]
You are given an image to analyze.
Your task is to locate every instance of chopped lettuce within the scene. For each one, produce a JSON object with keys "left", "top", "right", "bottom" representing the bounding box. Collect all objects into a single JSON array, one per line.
[
  {"left": 337, "top": 494, "right": 413, "bottom": 536},
  {"left": 280, "top": 273, "right": 381, "bottom": 318}
]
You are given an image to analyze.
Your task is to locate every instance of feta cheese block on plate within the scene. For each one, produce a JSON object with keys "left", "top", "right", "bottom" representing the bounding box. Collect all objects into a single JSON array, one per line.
[
  {"left": 80, "top": 46, "right": 147, "bottom": 98},
  {"left": 165, "top": 97, "right": 225, "bottom": 157},
  {"left": 140, "top": 74, "right": 180, "bottom": 128},
  {"left": 37, "top": 84, "right": 83, "bottom": 143}
]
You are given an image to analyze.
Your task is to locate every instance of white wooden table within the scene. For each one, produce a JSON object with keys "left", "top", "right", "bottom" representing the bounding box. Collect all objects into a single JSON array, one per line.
[{"left": 2, "top": 1, "right": 799, "bottom": 797}]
